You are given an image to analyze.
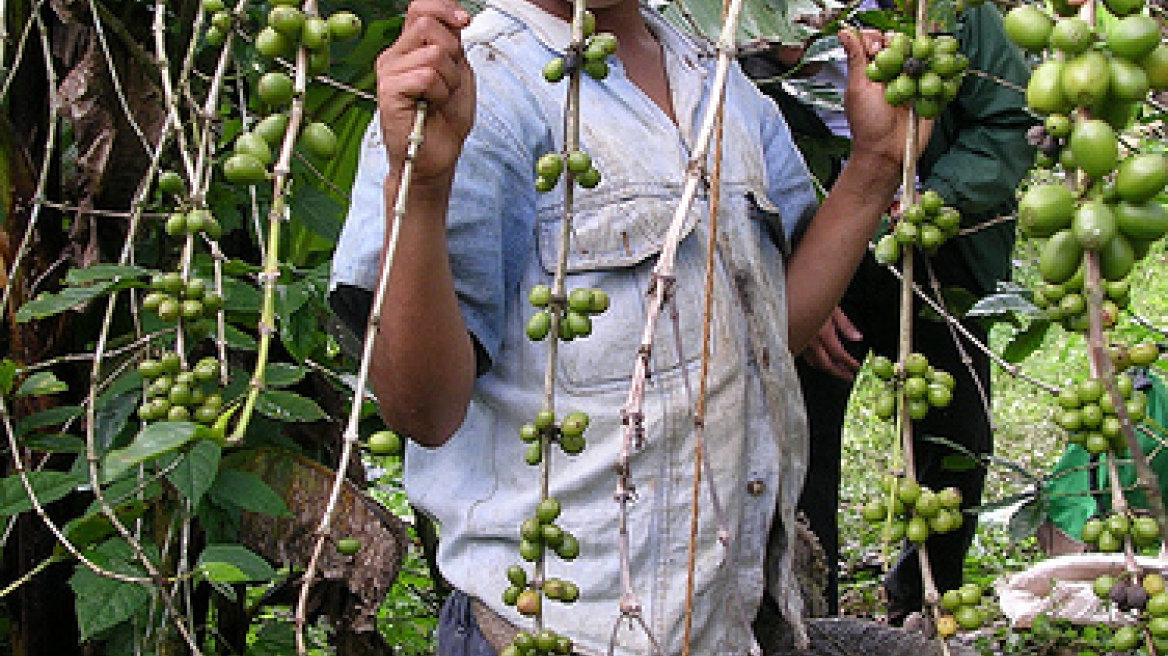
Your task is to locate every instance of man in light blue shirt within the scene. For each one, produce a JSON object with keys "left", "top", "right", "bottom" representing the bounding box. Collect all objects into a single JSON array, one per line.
[{"left": 331, "top": 0, "right": 922, "bottom": 653}]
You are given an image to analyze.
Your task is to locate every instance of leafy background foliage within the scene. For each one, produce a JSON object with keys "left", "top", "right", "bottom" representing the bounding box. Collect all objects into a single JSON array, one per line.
[{"left": 0, "top": 0, "right": 1163, "bottom": 652}]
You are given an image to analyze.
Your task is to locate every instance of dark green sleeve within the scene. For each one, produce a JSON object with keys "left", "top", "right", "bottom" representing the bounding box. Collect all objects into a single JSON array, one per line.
[{"left": 918, "top": 3, "right": 1038, "bottom": 293}]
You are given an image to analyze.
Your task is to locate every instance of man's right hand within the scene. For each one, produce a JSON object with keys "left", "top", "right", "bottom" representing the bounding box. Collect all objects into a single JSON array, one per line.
[
  {"left": 375, "top": 0, "right": 475, "bottom": 188},
  {"left": 802, "top": 306, "right": 864, "bottom": 381}
]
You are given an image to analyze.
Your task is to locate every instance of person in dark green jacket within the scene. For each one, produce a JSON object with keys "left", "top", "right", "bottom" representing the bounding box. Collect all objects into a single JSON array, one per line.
[{"left": 744, "top": 2, "right": 1036, "bottom": 620}]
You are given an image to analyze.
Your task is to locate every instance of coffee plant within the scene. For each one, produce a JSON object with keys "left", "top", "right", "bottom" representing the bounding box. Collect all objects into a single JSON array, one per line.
[
  {"left": 0, "top": 0, "right": 424, "bottom": 650},
  {"left": 0, "top": 0, "right": 1164, "bottom": 650},
  {"left": 845, "top": 0, "right": 1167, "bottom": 643}
]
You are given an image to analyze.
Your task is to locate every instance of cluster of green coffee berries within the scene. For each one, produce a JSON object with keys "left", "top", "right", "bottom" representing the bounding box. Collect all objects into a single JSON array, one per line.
[
  {"left": 502, "top": 498, "right": 580, "bottom": 613},
  {"left": 874, "top": 190, "right": 963, "bottom": 264},
  {"left": 1093, "top": 567, "right": 1168, "bottom": 616},
  {"left": 1082, "top": 510, "right": 1161, "bottom": 553},
  {"left": 143, "top": 273, "right": 224, "bottom": 328},
  {"left": 499, "top": 627, "right": 575, "bottom": 656},
  {"left": 936, "top": 583, "right": 988, "bottom": 637},
  {"left": 163, "top": 207, "right": 224, "bottom": 240},
  {"left": 869, "top": 353, "right": 955, "bottom": 422},
  {"left": 156, "top": 171, "right": 223, "bottom": 237},
  {"left": 541, "top": 12, "right": 617, "bottom": 84},
  {"left": 865, "top": 32, "right": 968, "bottom": 118},
  {"left": 1109, "top": 340, "right": 1163, "bottom": 372},
  {"left": 1006, "top": 2, "right": 1167, "bottom": 131},
  {"left": 534, "top": 150, "right": 602, "bottom": 192},
  {"left": 137, "top": 352, "right": 225, "bottom": 426},
  {"left": 525, "top": 284, "right": 609, "bottom": 343},
  {"left": 1028, "top": 266, "right": 1127, "bottom": 333},
  {"left": 1092, "top": 571, "right": 1168, "bottom": 652},
  {"left": 202, "top": 0, "right": 359, "bottom": 186},
  {"left": 518, "top": 408, "right": 589, "bottom": 465},
  {"left": 1019, "top": 152, "right": 1167, "bottom": 290},
  {"left": 1099, "top": 572, "right": 1168, "bottom": 652},
  {"left": 1054, "top": 374, "right": 1148, "bottom": 455},
  {"left": 862, "top": 475, "right": 964, "bottom": 544}
]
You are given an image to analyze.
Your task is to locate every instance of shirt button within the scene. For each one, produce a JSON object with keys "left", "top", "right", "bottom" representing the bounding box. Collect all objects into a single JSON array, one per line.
[{"left": 747, "top": 479, "right": 765, "bottom": 496}]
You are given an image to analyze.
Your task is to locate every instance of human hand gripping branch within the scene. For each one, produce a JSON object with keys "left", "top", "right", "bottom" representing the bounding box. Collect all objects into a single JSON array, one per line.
[
  {"left": 369, "top": 0, "right": 479, "bottom": 447},
  {"left": 785, "top": 28, "right": 932, "bottom": 354}
]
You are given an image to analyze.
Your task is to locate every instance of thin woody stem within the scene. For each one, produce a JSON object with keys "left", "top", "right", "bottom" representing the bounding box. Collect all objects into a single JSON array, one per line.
[
  {"left": 681, "top": 14, "right": 727, "bottom": 650},
  {"left": 293, "top": 100, "right": 428, "bottom": 655},
  {"left": 613, "top": 0, "right": 749, "bottom": 652},
  {"left": 875, "top": 254, "right": 1060, "bottom": 395},
  {"left": 924, "top": 259, "right": 996, "bottom": 433},
  {"left": 530, "top": 0, "right": 587, "bottom": 636},
  {"left": 898, "top": 0, "right": 944, "bottom": 630},
  {"left": 1084, "top": 252, "right": 1168, "bottom": 554},
  {"left": 231, "top": 21, "right": 312, "bottom": 443}
]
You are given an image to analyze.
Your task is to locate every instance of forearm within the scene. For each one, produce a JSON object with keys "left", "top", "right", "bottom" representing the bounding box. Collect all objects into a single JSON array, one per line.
[
  {"left": 370, "top": 174, "right": 476, "bottom": 447},
  {"left": 786, "top": 151, "right": 900, "bottom": 351}
]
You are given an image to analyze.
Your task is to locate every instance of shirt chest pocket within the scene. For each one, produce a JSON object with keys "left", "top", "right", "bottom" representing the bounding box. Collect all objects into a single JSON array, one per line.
[{"left": 532, "top": 194, "right": 745, "bottom": 394}]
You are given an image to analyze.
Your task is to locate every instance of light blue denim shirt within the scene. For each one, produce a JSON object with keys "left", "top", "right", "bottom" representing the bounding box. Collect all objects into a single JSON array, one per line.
[{"left": 331, "top": 2, "right": 817, "bottom": 654}]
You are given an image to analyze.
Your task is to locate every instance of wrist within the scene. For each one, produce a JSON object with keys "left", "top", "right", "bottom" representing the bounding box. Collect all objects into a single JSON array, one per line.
[
  {"left": 838, "top": 151, "right": 902, "bottom": 197},
  {"left": 384, "top": 169, "right": 455, "bottom": 206}
]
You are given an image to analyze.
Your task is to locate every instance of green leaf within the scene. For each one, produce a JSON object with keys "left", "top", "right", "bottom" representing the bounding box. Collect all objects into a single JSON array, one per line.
[
  {"left": 60, "top": 499, "right": 149, "bottom": 554},
  {"left": 15, "top": 282, "right": 113, "bottom": 322},
  {"left": 196, "top": 544, "right": 276, "bottom": 582},
  {"left": 918, "top": 286, "right": 979, "bottom": 323},
  {"left": 66, "top": 264, "right": 151, "bottom": 285},
  {"left": 941, "top": 454, "right": 978, "bottom": 472},
  {"left": 69, "top": 540, "right": 151, "bottom": 641},
  {"left": 222, "top": 275, "right": 261, "bottom": 314},
  {"left": 20, "top": 433, "right": 85, "bottom": 453},
  {"left": 1003, "top": 321, "right": 1052, "bottom": 364},
  {"left": 16, "top": 371, "right": 68, "bottom": 397},
  {"left": 1008, "top": 497, "right": 1049, "bottom": 543},
  {"left": 209, "top": 469, "right": 291, "bottom": 517},
  {"left": 967, "top": 292, "right": 1043, "bottom": 318},
  {"left": 223, "top": 323, "right": 258, "bottom": 351},
  {"left": 852, "top": 8, "right": 911, "bottom": 32},
  {"left": 166, "top": 439, "right": 221, "bottom": 508},
  {"left": 245, "top": 620, "right": 297, "bottom": 656},
  {"left": 17, "top": 405, "right": 83, "bottom": 433},
  {"left": 0, "top": 359, "right": 16, "bottom": 395},
  {"left": 288, "top": 179, "right": 343, "bottom": 243},
  {"left": 328, "top": 18, "right": 405, "bottom": 86},
  {"left": 93, "top": 388, "right": 140, "bottom": 453},
  {"left": 660, "top": 0, "right": 810, "bottom": 44},
  {"left": 102, "top": 422, "right": 199, "bottom": 483},
  {"left": 89, "top": 475, "right": 163, "bottom": 513},
  {"left": 275, "top": 280, "right": 312, "bottom": 317},
  {"left": 0, "top": 470, "right": 84, "bottom": 516},
  {"left": 967, "top": 490, "right": 1037, "bottom": 515},
  {"left": 263, "top": 363, "right": 306, "bottom": 388},
  {"left": 280, "top": 298, "right": 321, "bottom": 363},
  {"left": 256, "top": 390, "right": 325, "bottom": 422}
]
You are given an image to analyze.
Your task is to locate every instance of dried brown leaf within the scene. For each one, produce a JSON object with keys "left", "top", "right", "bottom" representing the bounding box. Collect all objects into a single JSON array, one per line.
[{"left": 230, "top": 447, "right": 407, "bottom": 634}]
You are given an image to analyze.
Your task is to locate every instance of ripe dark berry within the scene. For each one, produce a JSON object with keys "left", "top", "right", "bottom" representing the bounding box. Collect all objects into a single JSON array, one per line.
[{"left": 903, "top": 57, "right": 927, "bottom": 78}]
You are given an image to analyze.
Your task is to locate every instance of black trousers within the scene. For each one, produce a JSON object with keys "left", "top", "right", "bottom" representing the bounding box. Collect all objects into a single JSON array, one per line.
[{"left": 796, "top": 247, "right": 993, "bottom": 616}]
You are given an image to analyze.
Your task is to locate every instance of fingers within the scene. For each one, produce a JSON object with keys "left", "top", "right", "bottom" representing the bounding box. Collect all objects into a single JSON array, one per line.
[
  {"left": 839, "top": 28, "right": 885, "bottom": 75},
  {"left": 802, "top": 313, "right": 863, "bottom": 381},
  {"left": 378, "top": 44, "right": 463, "bottom": 106},
  {"left": 805, "top": 340, "right": 856, "bottom": 381},
  {"left": 393, "top": 0, "right": 470, "bottom": 56},
  {"left": 378, "top": 0, "right": 471, "bottom": 104},
  {"left": 831, "top": 307, "right": 862, "bottom": 342},
  {"left": 820, "top": 324, "right": 861, "bottom": 379},
  {"left": 401, "top": 0, "right": 472, "bottom": 39}
]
